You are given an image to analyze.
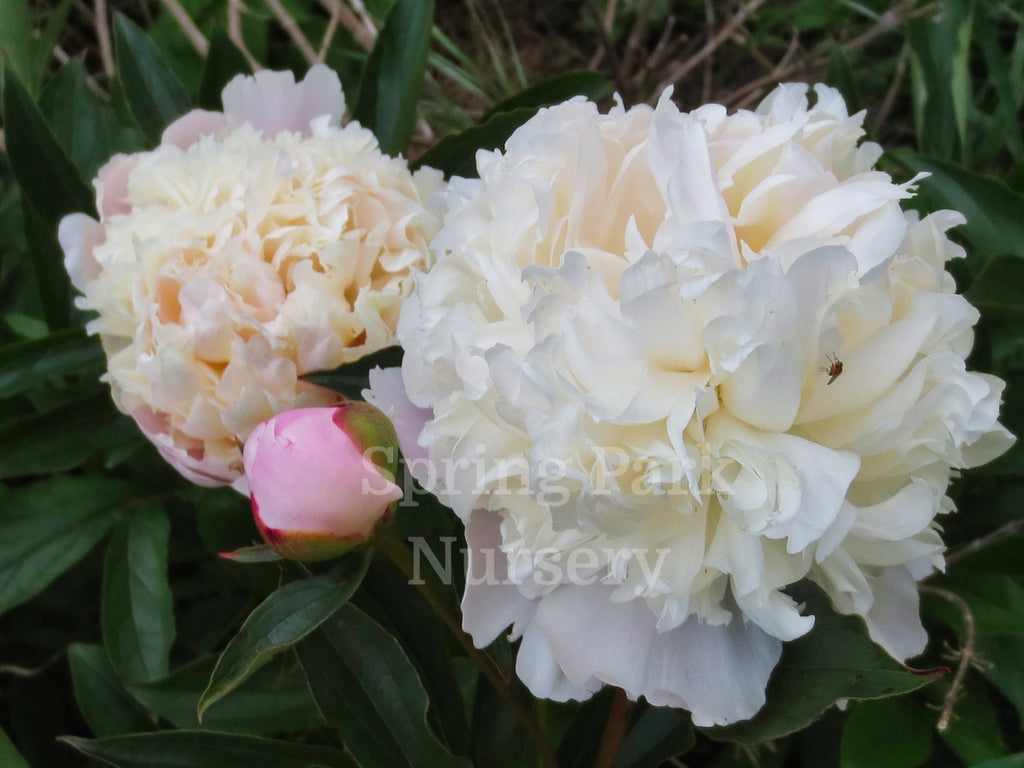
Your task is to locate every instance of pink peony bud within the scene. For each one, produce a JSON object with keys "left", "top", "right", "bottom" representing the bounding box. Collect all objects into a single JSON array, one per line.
[{"left": 242, "top": 404, "right": 403, "bottom": 561}]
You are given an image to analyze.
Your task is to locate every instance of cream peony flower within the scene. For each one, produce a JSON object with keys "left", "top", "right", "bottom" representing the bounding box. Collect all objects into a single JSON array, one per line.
[
  {"left": 377, "top": 84, "right": 1014, "bottom": 726},
  {"left": 59, "top": 66, "right": 444, "bottom": 488}
]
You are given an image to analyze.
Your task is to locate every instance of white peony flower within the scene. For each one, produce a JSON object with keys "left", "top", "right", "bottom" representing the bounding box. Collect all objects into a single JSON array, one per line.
[
  {"left": 59, "top": 66, "right": 444, "bottom": 489},
  {"left": 377, "top": 84, "right": 1014, "bottom": 726}
]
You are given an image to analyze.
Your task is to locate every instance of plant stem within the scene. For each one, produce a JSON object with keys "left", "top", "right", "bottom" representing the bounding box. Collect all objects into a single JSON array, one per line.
[
  {"left": 919, "top": 585, "right": 977, "bottom": 731},
  {"left": 373, "top": 530, "right": 560, "bottom": 768},
  {"left": 594, "top": 688, "right": 633, "bottom": 768}
]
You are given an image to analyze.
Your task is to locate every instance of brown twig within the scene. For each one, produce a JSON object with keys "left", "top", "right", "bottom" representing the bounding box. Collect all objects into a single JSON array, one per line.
[
  {"left": 315, "top": 0, "right": 376, "bottom": 52},
  {"left": 919, "top": 586, "right": 977, "bottom": 732},
  {"left": 594, "top": 688, "right": 633, "bottom": 768},
  {"left": 945, "top": 518, "right": 1024, "bottom": 567},
  {"left": 94, "top": 0, "right": 115, "bottom": 78},
  {"left": 654, "top": 0, "right": 768, "bottom": 95},
  {"left": 264, "top": 0, "right": 319, "bottom": 65},
  {"left": 723, "top": 0, "right": 927, "bottom": 108},
  {"left": 227, "top": 0, "right": 262, "bottom": 71},
  {"left": 701, "top": 0, "right": 716, "bottom": 103},
  {"left": 872, "top": 42, "right": 910, "bottom": 133},
  {"left": 160, "top": 0, "right": 209, "bottom": 55}
]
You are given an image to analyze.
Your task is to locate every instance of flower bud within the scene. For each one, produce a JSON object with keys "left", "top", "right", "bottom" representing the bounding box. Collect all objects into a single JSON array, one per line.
[{"left": 242, "top": 404, "right": 403, "bottom": 561}]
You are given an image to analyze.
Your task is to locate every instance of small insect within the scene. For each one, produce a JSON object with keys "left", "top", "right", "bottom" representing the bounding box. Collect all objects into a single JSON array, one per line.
[{"left": 821, "top": 353, "right": 844, "bottom": 385}]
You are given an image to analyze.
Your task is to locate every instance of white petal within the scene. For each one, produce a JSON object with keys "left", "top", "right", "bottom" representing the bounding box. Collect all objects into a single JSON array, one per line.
[{"left": 863, "top": 566, "right": 928, "bottom": 660}]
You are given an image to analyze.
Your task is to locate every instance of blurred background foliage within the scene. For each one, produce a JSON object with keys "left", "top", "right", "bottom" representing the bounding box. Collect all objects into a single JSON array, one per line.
[{"left": 1, "top": 1, "right": 1024, "bottom": 766}]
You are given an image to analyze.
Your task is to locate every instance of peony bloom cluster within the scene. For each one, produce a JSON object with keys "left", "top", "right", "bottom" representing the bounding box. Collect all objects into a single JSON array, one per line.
[
  {"left": 376, "top": 85, "right": 1014, "bottom": 726},
  {"left": 59, "top": 66, "right": 444, "bottom": 488}
]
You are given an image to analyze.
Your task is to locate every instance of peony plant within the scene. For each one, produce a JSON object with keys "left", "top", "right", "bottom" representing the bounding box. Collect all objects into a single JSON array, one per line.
[
  {"left": 371, "top": 84, "right": 1014, "bottom": 726},
  {"left": 4, "top": 4, "right": 1024, "bottom": 766},
  {"left": 58, "top": 65, "right": 444, "bottom": 489}
]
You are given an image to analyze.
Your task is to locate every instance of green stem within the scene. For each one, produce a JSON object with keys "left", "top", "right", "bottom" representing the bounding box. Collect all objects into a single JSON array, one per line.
[
  {"left": 594, "top": 688, "right": 632, "bottom": 768},
  {"left": 373, "top": 530, "right": 560, "bottom": 768}
]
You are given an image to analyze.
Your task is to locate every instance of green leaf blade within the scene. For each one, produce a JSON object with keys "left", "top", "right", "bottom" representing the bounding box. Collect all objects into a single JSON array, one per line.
[
  {"left": 197, "top": 552, "right": 370, "bottom": 720},
  {"left": 102, "top": 505, "right": 176, "bottom": 683},
  {"left": 113, "top": 14, "right": 192, "bottom": 144},
  {"left": 68, "top": 644, "right": 155, "bottom": 737},
  {"left": 297, "top": 602, "right": 471, "bottom": 768},
  {"left": 353, "top": 0, "right": 435, "bottom": 154},
  {"left": 60, "top": 731, "right": 356, "bottom": 768},
  {"left": 0, "top": 476, "right": 137, "bottom": 616}
]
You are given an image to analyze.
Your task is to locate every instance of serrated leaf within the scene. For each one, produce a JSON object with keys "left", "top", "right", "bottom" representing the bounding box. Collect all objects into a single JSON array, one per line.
[
  {"left": 2, "top": 66, "right": 96, "bottom": 222},
  {"left": 0, "top": 327, "right": 104, "bottom": 398},
  {"left": 413, "top": 107, "right": 536, "bottom": 179},
  {"left": 839, "top": 697, "right": 933, "bottom": 768},
  {"left": 0, "top": 476, "right": 137, "bottom": 616},
  {"left": 60, "top": 731, "right": 356, "bottom": 768},
  {"left": 888, "top": 148, "right": 1024, "bottom": 266},
  {"left": 126, "top": 654, "right": 322, "bottom": 735},
  {"left": 352, "top": 0, "right": 434, "bottom": 154},
  {"left": 297, "top": 603, "right": 471, "bottom": 768},
  {"left": 481, "top": 70, "right": 612, "bottom": 122},
  {"left": 113, "top": 14, "right": 192, "bottom": 144},
  {"left": 102, "top": 505, "right": 176, "bottom": 682},
  {"left": 0, "top": 726, "right": 29, "bottom": 768},
  {"left": 197, "top": 551, "right": 370, "bottom": 720},
  {"left": 614, "top": 707, "right": 694, "bottom": 768},
  {"left": 703, "top": 588, "right": 942, "bottom": 744},
  {"left": 197, "top": 27, "right": 250, "bottom": 111},
  {"left": 68, "top": 644, "right": 155, "bottom": 737}
]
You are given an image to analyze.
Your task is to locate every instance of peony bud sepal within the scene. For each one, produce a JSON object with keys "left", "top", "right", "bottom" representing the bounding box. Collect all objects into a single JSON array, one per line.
[{"left": 242, "top": 405, "right": 404, "bottom": 563}]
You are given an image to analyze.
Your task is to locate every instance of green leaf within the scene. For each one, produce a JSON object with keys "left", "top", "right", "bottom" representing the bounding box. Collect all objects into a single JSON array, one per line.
[
  {"left": 0, "top": 0, "right": 36, "bottom": 92},
  {"left": 481, "top": 70, "right": 611, "bottom": 122},
  {"left": 102, "top": 505, "right": 176, "bottom": 683},
  {"left": 198, "top": 27, "right": 250, "bottom": 111},
  {"left": 905, "top": 0, "right": 973, "bottom": 163},
  {"left": 557, "top": 690, "right": 614, "bottom": 768},
  {"left": 413, "top": 107, "right": 536, "bottom": 179},
  {"left": 68, "top": 644, "right": 155, "bottom": 737},
  {"left": 60, "top": 731, "right": 356, "bottom": 768},
  {"left": 197, "top": 551, "right": 370, "bottom": 720},
  {"left": 0, "top": 392, "right": 142, "bottom": 479},
  {"left": 218, "top": 544, "right": 284, "bottom": 563},
  {"left": 928, "top": 572, "right": 1024, "bottom": 635},
  {"left": 352, "top": 0, "right": 434, "bottom": 154},
  {"left": 938, "top": 683, "right": 1011, "bottom": 765},
  {"left": 39, "top": 57, "right": 145, "bottom": 181},
  {"left": 887, "top": 148, "right": 1024, "bottom": 266},
  {"left": 839, "top": 697, "right": 933, "bottom": 768},
  {"left": 704, "top": 588, "right": 942, "bottom": 744},
  {"left": 360, "top": 558, "right": 469, "bottom": 753},
  {"left": 0, "top": 476, "right": 136, "bottom": 616},
  {"left": 614, "top": 707, "right": 695, "bottom": 768},
  {"left": 301, "top": 345, "right": 404, "bottom": 400},
  {"left": 20, "top": 197, "right": 72, "bottom": 329},
  {"left": 126, "top": 654, "right": 323, "bottom": 735},
  {"left": 113, "top": 14, "right": 192, "bottom": 144},
  {"left": 2, "top": 66, "right": 96, "bottom": 222},
  {"left": 977, "top": 635, "right": 1024, "bottom": 726},
  {"left": 297, "top": 603, "right": 471, "bottom": 768},
  {"left": 967, "top": 255, "right": 1024, "bottom": 319},
  {"left": 974, "top": 755, "right": 1024, "bottom": 768},
  {"left": 0, "top": 327, "right": 104, "bottom": 398},
  {"left": 0, "top": 726, "right": 30, "bottom": 768}
]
